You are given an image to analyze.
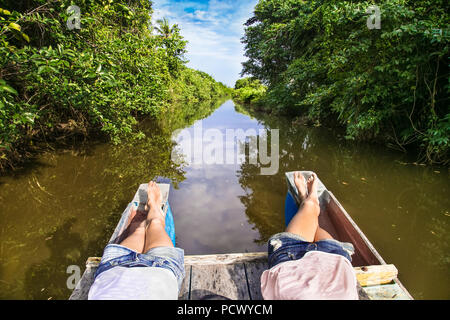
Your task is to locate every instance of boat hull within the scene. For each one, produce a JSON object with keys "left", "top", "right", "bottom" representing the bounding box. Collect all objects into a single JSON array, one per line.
[
  {"left": 109, "top": 183, "right": 176, "bottom": 246},
  {"left": 285, "top": 171, "right": 413, "bottom": 299}
]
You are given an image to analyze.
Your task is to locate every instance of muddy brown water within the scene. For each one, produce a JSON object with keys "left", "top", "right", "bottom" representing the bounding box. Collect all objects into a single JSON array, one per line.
[{"left": 0, "top": 100, "right": 448, "bottom": 299}]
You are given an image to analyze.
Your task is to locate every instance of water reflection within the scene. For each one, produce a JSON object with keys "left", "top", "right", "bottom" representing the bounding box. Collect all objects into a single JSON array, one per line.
[
  {"left": 0, "top": 99, "right": 448, "bottom": 299},
  {"left": 170, "top": 101, "right": 267, "bottom": 254},
  {"left": 0, "top": 137, "right": 183, "bottom": 299},
  {"left": 0, "top": 99, "right": 222, "bottom": 299},
  {"left": 234, "top": 105, "right": 449, "bottom": 300}
]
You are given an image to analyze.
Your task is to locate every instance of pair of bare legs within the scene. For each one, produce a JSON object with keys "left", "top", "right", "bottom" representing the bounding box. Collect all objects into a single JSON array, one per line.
[
  {"left": 119, "top": 173, "right": 331, "bottom": 253},
  {"left": 119, "top": 181, "right": 173, "bottom": 253},
  {"left": 286, "top": 172, "right": 334, "bottom": 243}
]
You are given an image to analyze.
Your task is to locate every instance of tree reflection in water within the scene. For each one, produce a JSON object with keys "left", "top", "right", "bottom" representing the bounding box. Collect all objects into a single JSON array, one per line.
[
  {"left": 0, "top": 99, "right": 225, "bottom": 299},
  {"left": 235, "top": 103, "right": 449, "bottom": 299}
]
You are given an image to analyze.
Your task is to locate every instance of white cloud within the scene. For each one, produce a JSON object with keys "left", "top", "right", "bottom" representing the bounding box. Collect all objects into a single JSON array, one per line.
[{"left": 152, "top": 0, "right": 258, "bottom": 87}]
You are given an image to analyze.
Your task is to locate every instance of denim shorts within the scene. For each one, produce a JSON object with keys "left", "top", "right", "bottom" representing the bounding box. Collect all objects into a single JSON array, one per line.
[
  {"left": 94, "top": 244, "right": 185, "bottom": 290},
  {"left": 268, "top": 232, "right": 355, "bottom": 269}
]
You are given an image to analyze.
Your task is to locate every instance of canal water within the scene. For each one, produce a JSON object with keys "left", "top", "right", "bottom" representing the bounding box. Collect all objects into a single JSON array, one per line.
[{"left": 0, "top": 100, "right": 448, "bottom": 299}]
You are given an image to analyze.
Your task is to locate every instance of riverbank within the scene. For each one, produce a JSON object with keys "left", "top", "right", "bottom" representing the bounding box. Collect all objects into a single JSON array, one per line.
[
  {"left": 239, "top": 0, "right": 450, "bottom": 165},
  {"left": 0, "top": 1, "right": 230, "bottom": 172}
]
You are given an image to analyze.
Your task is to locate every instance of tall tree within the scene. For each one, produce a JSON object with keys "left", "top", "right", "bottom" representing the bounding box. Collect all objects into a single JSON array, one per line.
[{"left": 154, "top": 17, "right": 177, "bottom": 38}]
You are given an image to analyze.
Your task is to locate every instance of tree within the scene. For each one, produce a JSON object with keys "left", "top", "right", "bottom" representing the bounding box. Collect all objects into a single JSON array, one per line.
[
  {"left": 241, "top": 0, "right": 450, "bottom": 164},
  {"left": 0, "top": 1, "right": 229, "bottom": 171},
  {"left": 154, "top": 17, "right": 177, "bottom": 39}
]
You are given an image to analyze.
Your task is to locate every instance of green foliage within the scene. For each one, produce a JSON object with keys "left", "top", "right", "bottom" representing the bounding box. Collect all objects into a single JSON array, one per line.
[
  {"left": 154, "top": 17, "right": 177, "bottom": 39},
  {"left": 232, "top": 77, "right": 267, "bottom": 105},
  {"left": 0, "top": 0, "right": 229, "bottom": 170},
  {"left": 241, "top": 0, "right": 450, "bottom": 164}
]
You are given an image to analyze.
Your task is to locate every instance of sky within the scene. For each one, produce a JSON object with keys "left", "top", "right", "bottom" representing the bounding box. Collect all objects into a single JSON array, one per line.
[{"left": 151, "top": 0, "right": 259, "bottom": 87}]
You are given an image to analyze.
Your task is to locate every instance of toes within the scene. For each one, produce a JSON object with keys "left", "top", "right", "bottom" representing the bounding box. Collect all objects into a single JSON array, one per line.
[
  {"left": 294, "top": 171, "right": 305, "bottom": 184},
  {"left": 300, "top": 173, "right": 306, "bottom": 183},
  {"left": 147, "top": 181, "right": 162, "bottom": 207},
  {"left": 311, "top": 173, "right": 318, "bottom": 185},
  {"left": 307, "top": 173, "right": 319, "bottom": 196},
  {"left": 294, "top": 172, "right": 309, "bottom": 201},
  {"left": 148, "top": 181, "right": 157, "bottom": 192}
]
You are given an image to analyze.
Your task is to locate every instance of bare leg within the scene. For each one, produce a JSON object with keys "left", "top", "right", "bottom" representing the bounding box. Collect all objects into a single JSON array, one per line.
[
  {"left": 119, "top": 208, "right": 147, "bottom": 253},
  {"left": 314, "top": 227, "right": 334, "bottom": 242},
  {"left": 286, "top": 173, "right": 320, "bottom": 243},
  {"left": 143, "top": 181, "right": 173, "bottom": 253},
  {"left": 119, "top": 181, "right": 173, "bottom": 252}
]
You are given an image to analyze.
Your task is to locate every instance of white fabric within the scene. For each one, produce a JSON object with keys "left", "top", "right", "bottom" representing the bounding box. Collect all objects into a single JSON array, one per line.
[{"left": 88, "top": 266, "right": 179, "bottom": 300}]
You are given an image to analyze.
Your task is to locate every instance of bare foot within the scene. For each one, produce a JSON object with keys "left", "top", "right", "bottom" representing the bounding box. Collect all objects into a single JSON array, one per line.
[
  {"left": 294, "top": 172, "right": 308, "bottom": 201},
  {"left": 145, "top": 181, "right": 165, "bottom": 223},
  {"left": 306, "top": 173, "right": 319, "bottom": 204},
  {"left": 147, "top": 181, "right": 162, "bottom": 209}
]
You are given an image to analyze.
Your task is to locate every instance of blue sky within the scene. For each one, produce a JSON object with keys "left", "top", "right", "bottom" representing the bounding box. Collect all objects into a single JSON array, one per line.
[{"left": 152, "top": 0, "right": 259, "bottom": 87}]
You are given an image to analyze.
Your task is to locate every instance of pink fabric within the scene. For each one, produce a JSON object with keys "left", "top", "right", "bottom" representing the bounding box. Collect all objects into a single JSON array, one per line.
[{"left": 261, "top": 251, "right": 359, "bottom": 300}]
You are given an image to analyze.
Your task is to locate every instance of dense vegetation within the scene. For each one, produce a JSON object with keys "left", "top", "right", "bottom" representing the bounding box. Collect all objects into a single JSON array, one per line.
[
  {"left": 0, "top": 0, "right": 229, "bottom": 171},
  {"left": 232, "top": 77, "right": 267, "bottom": 105},
  {"left": 240, "top": 0, "right": 449, "bottom": 164}
]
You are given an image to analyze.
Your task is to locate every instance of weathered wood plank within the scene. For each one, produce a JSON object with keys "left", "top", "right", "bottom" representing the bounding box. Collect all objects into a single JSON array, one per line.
[
  {"left": 363, "top": 282, "right": 411, "bottom": 300},
  {"left": 86, "top": 257, "right": 101, "bottom": 267},
  {"left": 69, "top": 268, "right": 95, "bottom": 299},
  {"left": 244, "top": 260, "right": 267, "bottom": 300},
  {"left": 70, "top": 255, "right": 411, "bottom": 300},
  {"left": 393, "top": 278, "right": 414, "bottom": 300},
  {"left": 67, "top": 265, "right": 389, "bottom": 301},
  {"left": 357, "top": 282, "right": 370, "bottom": 300},
  {"left": 83, "top": 253, "right": 268, "bottom": 267},
  {"left": 354, "top": 264, "right": 398, "bottom": 287},
  {"left": 185, "top": 252, "right": 267, "bottom": 265},
  {"left": 178, "top": 265, "right": 191, "bottom": 300},
  {"left": 69, "top": 257, "right": 101, "bottom": 300},
  {"left": 190, "top": 264, "right": 250, "bottom": 300}
]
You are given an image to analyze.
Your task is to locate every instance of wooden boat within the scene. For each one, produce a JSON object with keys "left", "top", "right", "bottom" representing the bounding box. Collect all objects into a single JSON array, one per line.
[
  {"left": 70, "top": 183, "right": 174, "bottom": 300},
  {"left": 70, "top": 174, "right": 413, "bottom": 300},
  {"left": 283, "top": 171, "right": 413, "bottom": 299},
  {"left": 108, "top": 183, "right": 175, "bottom": 246}
]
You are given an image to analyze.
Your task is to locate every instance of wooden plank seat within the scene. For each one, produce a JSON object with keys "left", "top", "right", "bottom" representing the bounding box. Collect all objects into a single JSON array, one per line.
[{"left": 69, "top": 253, "right": 407, "bottom": 300}]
